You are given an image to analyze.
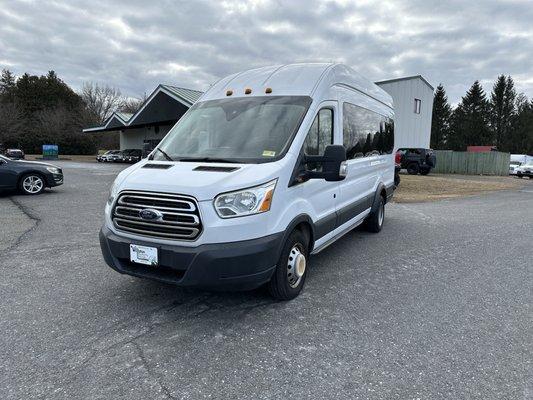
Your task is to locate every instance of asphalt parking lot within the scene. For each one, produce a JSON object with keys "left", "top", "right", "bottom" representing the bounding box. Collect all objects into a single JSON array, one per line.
[{"left": 1, "top": 162, "right": 532, "bottom": 400}]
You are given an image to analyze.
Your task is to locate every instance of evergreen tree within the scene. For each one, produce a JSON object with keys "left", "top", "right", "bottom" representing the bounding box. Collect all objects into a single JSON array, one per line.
[
  {"left": 0, "top": 69, "right": 16, "bottom": 100},
  {"left": 490, "top": 75, "right": 516, "bottom": 151},
  {"left": 509, "top": 94, "right": 533, "bottom": 154},
  {"left": 430, "top": 84, "right": 452, "bottom": 149},
  {"left": 449, "top": 81, "right": 491, "bottom": 150}
]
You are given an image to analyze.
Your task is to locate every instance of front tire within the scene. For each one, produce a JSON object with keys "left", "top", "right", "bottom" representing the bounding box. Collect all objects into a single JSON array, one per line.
[
  {"left": 19, "top": 174, "right": 46, "bottom": 195},
  {"left": 365, "top": 196, "right": 385, "bottom": 233},
  {"left": 268, "top": 230, "right": 309, "bottom": 301}
]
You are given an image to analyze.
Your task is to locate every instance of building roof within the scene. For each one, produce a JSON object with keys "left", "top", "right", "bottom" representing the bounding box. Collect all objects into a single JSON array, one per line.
[
  {"left": 115, "top": 112, "right": 133, "bottom": 123},
  {"left": 375, "top": 75, "right": 434, "bottom": 91},
  {"left": 161, "top": 85, "right": 203, "bottom": 105},
  {"left": 82, "top": 84, "right": 203, "bottom": 133}
]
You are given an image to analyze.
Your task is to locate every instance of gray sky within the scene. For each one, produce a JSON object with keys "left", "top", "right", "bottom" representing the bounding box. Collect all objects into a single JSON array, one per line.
[{"left": 1, "top": 0, "right": 532, "bottom": 105}]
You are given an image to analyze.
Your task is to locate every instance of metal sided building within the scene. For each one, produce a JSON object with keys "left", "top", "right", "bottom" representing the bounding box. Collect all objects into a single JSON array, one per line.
[{"left": 375, "top": 76, "right": 434, "bottom": 150}]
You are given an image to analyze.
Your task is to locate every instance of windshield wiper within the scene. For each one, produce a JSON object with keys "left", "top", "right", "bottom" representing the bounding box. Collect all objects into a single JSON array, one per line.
[
  {"left": 178, "top": 157, "right": 240, "bottom": 164},
  {"left": 154, "top": 147, "right": 174, "bottom": 162}
]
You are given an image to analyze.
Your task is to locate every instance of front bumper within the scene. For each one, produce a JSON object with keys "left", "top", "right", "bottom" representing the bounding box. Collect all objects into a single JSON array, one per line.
[
  {"left": 99, "top": 226, "right": 282, "bottom": 290},
  {"left": 44, "top": 172, "right": 63, "bottom": 187}
]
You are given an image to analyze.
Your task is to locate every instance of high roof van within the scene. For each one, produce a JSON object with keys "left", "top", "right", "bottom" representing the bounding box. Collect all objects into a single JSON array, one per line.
[{"left": 100, "top": 63, "right": 395, "bottom": 300}]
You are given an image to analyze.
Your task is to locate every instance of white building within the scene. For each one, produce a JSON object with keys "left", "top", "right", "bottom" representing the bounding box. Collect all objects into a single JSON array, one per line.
[{"left": 375, "top": 76, "right": 434, "bottom": 150}]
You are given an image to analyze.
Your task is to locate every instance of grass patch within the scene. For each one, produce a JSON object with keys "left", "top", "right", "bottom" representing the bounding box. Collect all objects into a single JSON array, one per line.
[{"left": 393, "top": 174, "right": 522, "bottom": 203}]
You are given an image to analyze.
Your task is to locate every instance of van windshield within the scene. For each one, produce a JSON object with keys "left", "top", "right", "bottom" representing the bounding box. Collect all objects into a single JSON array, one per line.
[{"left": 152, "top": 96, "right": 312, "bottom": 163}]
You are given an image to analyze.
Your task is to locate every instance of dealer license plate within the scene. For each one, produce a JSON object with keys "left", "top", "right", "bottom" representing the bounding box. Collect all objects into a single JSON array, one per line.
[{"left": 130, "top": 244, "right": 158, "bottom": 266}]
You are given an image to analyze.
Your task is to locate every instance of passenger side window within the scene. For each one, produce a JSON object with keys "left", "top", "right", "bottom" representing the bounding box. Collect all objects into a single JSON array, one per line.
[
  {"left": 342, "top": 102, "right": 394, "bottom": 160},
  {"left": 303, "top": 108, "right": 333, "bottom": 156}
]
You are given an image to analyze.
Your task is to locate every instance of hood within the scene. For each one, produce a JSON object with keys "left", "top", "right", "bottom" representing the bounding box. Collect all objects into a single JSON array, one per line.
[
  {"left": 116, "top": 159, "right": 287, "bottom": 201},
  {"left": 12, "top": 159, "right": 60, "bottom": 169}
]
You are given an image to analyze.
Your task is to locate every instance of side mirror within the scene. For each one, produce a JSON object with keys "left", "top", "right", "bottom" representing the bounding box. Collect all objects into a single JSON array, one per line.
[{"left": 303, "top": 145, "right": 347, "bottom": 182}]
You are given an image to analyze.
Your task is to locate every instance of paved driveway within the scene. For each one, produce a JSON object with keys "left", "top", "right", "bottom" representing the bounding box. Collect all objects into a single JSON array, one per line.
[{"left": 0, "top": 162, "right": 531, "bottom": 399}]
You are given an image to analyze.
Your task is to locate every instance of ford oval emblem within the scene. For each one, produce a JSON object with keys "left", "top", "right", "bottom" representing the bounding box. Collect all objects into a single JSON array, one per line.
[{"left": 139, "top": 208, "right": 163, "bottom": 221}]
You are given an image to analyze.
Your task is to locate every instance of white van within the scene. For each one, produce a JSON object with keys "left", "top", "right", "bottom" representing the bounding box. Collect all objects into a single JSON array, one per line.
[{"left": 100, "top": 63, "right": 395, "bottom": 300}]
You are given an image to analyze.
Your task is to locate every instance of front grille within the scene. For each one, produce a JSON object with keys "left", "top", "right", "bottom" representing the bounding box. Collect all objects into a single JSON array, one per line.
[{"left": 112, "top": 191, "right": 202, "bottom": 240}]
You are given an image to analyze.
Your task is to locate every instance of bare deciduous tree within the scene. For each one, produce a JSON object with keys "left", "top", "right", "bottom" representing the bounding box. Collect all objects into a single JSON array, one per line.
[
  {"left": 120, "top": 92, "right": 148, "bottom": 115},
  {"left": 80, "top": 82, "right": 124, "bottom": 124}
]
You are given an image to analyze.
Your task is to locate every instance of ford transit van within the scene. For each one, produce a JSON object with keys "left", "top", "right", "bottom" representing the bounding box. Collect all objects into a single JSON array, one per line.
[{"left": 100, "top": 63, "right": 395, "bottom": 300}]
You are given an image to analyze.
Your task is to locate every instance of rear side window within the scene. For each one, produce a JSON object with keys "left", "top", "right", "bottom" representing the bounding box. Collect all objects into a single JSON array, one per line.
[
  {"left": 303, "top": 108, "right": 333, "bottom": 156},
  {"left": 342, "top": 102, "right": 394, "bottom": 160}
]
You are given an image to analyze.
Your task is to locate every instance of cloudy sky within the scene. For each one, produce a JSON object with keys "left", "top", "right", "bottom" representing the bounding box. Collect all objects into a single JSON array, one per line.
[{"left": 1, "top": 0, "right": 532, "bottom": 104}]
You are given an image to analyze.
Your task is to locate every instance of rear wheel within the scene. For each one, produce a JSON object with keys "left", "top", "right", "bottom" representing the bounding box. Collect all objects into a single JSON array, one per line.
[
  {"left": 268, "top": 230, "right": 309, "bottom": 301},
  {"left": 407, "top": 163, "right": 420, "bottom": 175},
  {"left": 19, "top": 174, "right": 45, "bottom": 195},
  {"left": 365, "top": 196, "right": 385, "bottom": 233},
  {"left": 420, "top": 167, "right": 430, "bottom": 175}
]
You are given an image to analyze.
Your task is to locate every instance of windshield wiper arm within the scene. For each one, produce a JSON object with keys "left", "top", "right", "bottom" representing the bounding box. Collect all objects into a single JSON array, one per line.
[
  {"left": 178, "top": 157, "right": 239, "bottom": 164},
  {"left": 154, "top": 147, "right": 174, "bottom": 162}
]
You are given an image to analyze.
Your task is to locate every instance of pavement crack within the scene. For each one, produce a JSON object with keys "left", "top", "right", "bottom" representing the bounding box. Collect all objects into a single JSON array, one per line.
[
  {"left": 0, "top": 197, "right": 41, "bottom": 257},
  {"left": 132, "top": 341, "right": 178, "bottom": 400}
]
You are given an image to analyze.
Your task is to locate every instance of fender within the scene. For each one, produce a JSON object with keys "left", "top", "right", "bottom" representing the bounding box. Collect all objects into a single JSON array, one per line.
[
  {"left": 370, "top": 182, "right": 387, "bottom": 214},
  {"left": 276, "top": 214, "right": 316, "bottom": 257}
]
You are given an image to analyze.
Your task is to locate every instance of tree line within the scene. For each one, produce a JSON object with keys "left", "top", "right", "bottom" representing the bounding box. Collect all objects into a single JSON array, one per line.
[
  {"left": 431, "top": 76, "right": 533, "bottom": 154},
  {"left": 0, "top": 69, "right": 144, "bottom": 154}
]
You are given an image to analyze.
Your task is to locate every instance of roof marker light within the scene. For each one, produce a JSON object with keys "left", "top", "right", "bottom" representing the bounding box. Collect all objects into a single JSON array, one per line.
[
  {"left": 244, "top": 88, "right": 252, "bottom": 94},
  {"left": 226, "top": 90, "right": 233, "bottom": 96},
  {"left": 265, "top": 87, "right": 272, "bottom": 94}
]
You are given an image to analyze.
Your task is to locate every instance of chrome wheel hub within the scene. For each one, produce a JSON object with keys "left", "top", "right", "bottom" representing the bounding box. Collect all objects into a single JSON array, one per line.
[
  {"left": 287, "top": 244, "right": 306, "bottom": 288},
  {"left": 23, "top": 176, "right": 43, "bottom": 194}
]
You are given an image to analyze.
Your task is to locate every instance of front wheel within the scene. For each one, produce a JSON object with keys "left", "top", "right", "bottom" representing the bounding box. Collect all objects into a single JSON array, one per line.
[
  {"left": 19, "top": 174, "right": 45, "bottom": 195},
  {"left": 268, "top": 230, "right": 309, "bottom": 301}
]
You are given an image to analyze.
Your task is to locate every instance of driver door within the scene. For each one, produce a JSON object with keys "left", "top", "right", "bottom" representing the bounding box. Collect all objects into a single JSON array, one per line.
[
  {"left": 0, "top": 158, "right": 18, "bottom": 189},
  {"left": 297, "top": 103, "right": 339, "bottom": 240}
]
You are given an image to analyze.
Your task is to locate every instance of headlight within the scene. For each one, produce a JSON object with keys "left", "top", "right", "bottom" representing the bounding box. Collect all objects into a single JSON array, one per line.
[
  {"left": 108, "top": 180, "right": 120, "bottom": 205},
  {"left": 214, "top": 179, "right": 277, "bottom": 218},
  {"left": 46, "top": 167, "right": 60, "bottom": 174}
]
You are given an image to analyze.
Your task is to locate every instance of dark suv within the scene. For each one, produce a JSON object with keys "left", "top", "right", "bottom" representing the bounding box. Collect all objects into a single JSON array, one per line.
[
  {"left": 397, "top": 148, "right": 436, "bottom": 175},
  {"left": 121, "top": 149, "right": 143, "bottom": 163}
]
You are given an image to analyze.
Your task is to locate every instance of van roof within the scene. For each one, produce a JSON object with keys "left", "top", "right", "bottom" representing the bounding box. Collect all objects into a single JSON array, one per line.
[{"left": 200, "top": 63, "right": 393, "bottom": 109}]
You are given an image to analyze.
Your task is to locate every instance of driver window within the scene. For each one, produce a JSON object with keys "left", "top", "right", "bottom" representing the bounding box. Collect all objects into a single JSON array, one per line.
[{"left": 303, "top": 108, "right": 333, "bottom": 156}]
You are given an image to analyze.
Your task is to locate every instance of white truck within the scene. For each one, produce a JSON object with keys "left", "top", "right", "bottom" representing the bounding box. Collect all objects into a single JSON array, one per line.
[{"left": 509, "top": 154, "right": 533, "bottom": 175}]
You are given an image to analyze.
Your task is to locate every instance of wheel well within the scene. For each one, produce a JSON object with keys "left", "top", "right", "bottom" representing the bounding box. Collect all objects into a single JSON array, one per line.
[
  {"left": 380, "top": 188, "right": 387, "bottom": 204},
  {"left": 294, "top": 221, "right": 314, "bottom": 252}
]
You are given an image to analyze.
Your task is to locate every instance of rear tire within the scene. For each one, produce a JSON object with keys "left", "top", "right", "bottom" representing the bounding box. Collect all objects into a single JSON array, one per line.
[
  {"left": 365, "top": 196, "right": 385, "bottom": 233},
  {"left": 420, "top": 167, "right": 430, "bottom": 175},
  {"left": 19, "top": 174, "right": 46, "bottom": 195},
  {"left": 407, "top": 163, "right": 419, "bottom": 175},
  {"left": 268, "top": 230, "right": 309, "bottom": 301}
]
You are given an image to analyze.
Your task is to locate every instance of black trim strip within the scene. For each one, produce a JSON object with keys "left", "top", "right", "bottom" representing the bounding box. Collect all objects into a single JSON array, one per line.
[
  {"left": 336, "top": 194, "right": 373, "bottom": 227},
  {"left": 315, "top": 212, "right": 337, "bottom": 239},
  {"left": 314, "top": 193, "right": 373, "bottom": 240}
]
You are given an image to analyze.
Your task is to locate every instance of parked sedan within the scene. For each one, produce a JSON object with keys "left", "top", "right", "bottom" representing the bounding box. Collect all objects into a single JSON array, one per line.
[
  {"left": 0, "top": 155, "right": 63, "bottom": 195},
  {"left": 5, "top": 148, "right": 25, "bottom": 160},
  {"left": 98, "top": 150, "right": 122, "bottom": 162}
]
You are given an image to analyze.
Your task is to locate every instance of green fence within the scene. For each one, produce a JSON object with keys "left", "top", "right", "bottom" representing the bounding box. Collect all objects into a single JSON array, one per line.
[{"left": 434, "top": 151, "right": 510, "bottom": 176}]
